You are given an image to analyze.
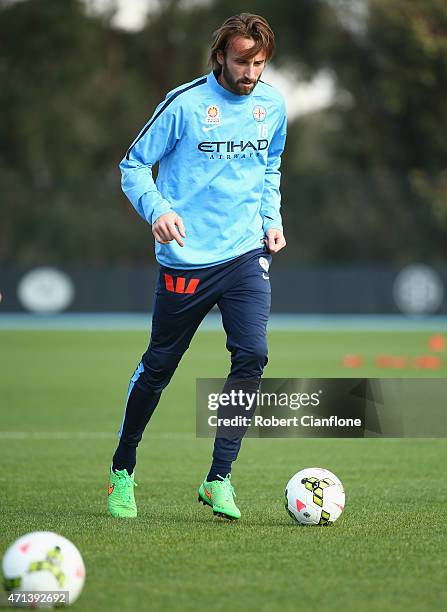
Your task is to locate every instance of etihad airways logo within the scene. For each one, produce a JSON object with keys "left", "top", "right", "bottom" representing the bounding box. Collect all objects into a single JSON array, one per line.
[{"left": 198, "top": 139, "right": 269, "bottom": 153}]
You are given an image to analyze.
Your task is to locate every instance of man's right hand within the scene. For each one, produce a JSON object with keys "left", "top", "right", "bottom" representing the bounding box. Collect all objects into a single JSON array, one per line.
[{"left": 152, "top": 211, "right": 186, "bottom": 247}]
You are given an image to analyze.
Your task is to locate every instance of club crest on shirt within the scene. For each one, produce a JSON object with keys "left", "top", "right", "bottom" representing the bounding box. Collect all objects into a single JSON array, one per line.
[
  {"left": 253, "top": 105, "right": 266, "bottom": 122},
  {"left": 205, "top": 104, "right": 221, "bottom": 125},
  {"left": 259, "top": 257, "right": 270, "bottom": 272}
]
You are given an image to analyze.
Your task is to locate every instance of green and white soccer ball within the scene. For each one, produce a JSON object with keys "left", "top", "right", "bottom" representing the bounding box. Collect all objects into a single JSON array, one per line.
[
  {"left": 285, "top": 467, "right": 345, "bottom": 525},
  {"left": 2, "top": 531, "right": 85, "bottom": 607}
]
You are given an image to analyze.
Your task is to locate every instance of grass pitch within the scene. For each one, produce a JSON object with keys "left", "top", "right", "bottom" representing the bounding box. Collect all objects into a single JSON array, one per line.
[{"left": 1, "top": 328, "right": 447, "bottom": 611}]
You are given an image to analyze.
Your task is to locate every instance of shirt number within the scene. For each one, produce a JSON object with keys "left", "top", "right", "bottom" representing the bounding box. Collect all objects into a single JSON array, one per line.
[{"left": 257, "top": 124, "right": 269, "bottom": 138}]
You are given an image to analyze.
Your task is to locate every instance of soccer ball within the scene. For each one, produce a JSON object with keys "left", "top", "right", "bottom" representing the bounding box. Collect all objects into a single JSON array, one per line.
[
  {"left": 2, "top": 531, "right": 85, "bottom": 607},
  {"left": 284, "top": 467, "right": 345, "bottom": 525}
]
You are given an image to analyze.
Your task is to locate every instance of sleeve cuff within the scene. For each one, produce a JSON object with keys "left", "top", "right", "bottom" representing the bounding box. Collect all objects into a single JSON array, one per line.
[
  {"left": 263, "top": 218, "right": 283, "bottom": 233},
  {"left": 150, "top": 200, "right": 173, "bottom": 225}
]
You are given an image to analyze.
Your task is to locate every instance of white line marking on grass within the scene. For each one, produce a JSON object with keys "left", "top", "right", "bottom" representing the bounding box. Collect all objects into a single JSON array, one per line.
[{"left": 0, "top": 431, "right": 193, "bottom": 440}]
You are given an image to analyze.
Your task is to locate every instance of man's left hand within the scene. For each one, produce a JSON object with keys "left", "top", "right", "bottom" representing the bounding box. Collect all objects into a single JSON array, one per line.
[{"left": 264, "top": 228, "right": 286, "bottom": 254}]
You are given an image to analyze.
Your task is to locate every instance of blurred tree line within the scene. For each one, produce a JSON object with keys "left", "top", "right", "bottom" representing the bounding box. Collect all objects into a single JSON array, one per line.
[{"left": 1, "top": 0, "right": 446, "bottom": 265}]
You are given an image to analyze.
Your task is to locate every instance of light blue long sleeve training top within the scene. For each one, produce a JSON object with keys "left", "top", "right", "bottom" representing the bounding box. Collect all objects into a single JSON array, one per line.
[{"left": 120, "top": 70, "right": 287, "bottom": 269}]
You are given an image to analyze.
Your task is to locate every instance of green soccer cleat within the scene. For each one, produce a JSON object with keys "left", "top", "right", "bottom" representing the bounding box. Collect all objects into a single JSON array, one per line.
[
  {"left": 107, "top": 466, "right": 138, "bottom": 518},
  {"left": 198, "top": 473, "right": 241, "bottom": 520}
]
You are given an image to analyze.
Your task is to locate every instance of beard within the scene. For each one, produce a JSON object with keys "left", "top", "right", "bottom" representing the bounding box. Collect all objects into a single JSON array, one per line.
[{"left": 221, "top": 61, "right": 260, "bottom": 96}]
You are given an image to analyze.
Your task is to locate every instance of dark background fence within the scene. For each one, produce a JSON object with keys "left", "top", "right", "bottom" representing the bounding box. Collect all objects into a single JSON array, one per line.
[{"left": 2, "top": 263, "right": 446, "bottom": 314}]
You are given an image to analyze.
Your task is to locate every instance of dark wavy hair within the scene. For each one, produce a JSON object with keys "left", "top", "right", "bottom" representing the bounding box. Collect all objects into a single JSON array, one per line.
[{"left": 209, "top": 13, "right": 275, "bottom": 70}]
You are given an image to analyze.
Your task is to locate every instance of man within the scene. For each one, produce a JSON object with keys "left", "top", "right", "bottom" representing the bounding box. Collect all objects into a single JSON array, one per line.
[{"left": 108, "top": 12, "right": 287, "bottom": 520}]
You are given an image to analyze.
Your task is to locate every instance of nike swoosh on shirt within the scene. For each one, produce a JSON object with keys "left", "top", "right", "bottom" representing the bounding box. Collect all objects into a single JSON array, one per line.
[{"left": 202, "top": 125, "right": 219, "bottom": 132}]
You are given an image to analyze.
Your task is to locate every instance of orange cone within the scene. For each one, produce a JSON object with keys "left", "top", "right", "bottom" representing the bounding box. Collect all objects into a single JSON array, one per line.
[{"left": 428, "top": 334, "right": 446, "bottom": 352}]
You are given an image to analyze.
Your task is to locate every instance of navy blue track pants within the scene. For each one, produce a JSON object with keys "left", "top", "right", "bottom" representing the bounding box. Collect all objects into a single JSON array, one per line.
[{"left": 113, "top": 247, "right": 272, "bottom": 474}]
